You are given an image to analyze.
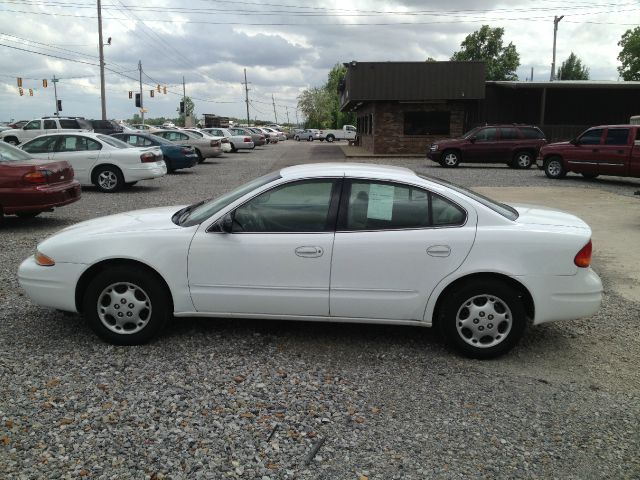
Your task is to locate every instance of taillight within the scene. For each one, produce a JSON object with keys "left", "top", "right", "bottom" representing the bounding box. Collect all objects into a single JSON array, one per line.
[
  {"left": 181, "top": 147, "right": 191, "bottom": 154},
  {"left": 23, "top": 170, "right": 52, "bottom": 184},
  {"left": 221, "top": 138, "right": 229, "bottom": 143},
  {"left": 210, "top": 140, "right": 220, "bottom": 147},
  {"left": 574, "top": 240, "right": 592, "bottom": 268},
  {"left": 243, "top": 137, "right": 251, "bottom": 142},
  {"left": 140, "top": 152, "right": 156, "bottom": 163}
]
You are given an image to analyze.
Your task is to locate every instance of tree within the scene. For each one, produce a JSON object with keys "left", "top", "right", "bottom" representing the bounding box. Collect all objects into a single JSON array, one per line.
[
  {"left": 617, "top": 26, "right": 640, "bottom": 81},
  {"left": 451, "top": 25, "right": 520, "bottom": 81},
  {"left": 176, "top": 96, "right": 195, "bottom": 126},
  {"left": 558, "top": 52, "right": 589, "bottom": 80}
]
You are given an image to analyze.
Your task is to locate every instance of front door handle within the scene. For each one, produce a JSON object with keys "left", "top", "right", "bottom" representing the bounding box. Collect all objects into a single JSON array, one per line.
[
  {"left": 295, "top": 246, "right": 323, "bottom": 258},
  {"left": 427, "top": 245, "right": 451, "bottom": 257}
]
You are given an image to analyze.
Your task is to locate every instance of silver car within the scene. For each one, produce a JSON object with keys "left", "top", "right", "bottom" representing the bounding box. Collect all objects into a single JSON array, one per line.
[
  {"left": 201, "top": 128, "right": 255, "bottom": 152},
  {"left": 152, "top": 129, "right": 222, "bottom": 162}
]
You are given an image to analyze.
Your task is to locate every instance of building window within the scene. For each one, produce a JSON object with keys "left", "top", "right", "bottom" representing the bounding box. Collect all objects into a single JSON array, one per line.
[{"left": 403, "top": 111, "right": 450, "bottom": 136}]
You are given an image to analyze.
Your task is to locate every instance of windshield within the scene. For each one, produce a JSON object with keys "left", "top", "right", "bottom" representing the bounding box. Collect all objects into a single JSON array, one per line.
[
  {"left": 179, "top": 171, "right": 282, "bottom": 227},
  {"left": 461, "top": 127, "right": 480, "bottom": 139},
  {"left": 0, "top": 142, "right": 32, "bottom": 162},
  {"left": 419, "top": 174, "right": 519, "bottom": 220},
  {"left": 98, "top": 135, "right": 130, "bottom": 149}
]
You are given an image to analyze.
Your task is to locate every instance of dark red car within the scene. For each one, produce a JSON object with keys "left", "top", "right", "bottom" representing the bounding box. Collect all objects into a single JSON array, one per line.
[
  {"left": 0, "top": 142, "right": 81, "bottom": 220},
  {"left": 427, "top": 125, "right": 547, "bottom": 169}
]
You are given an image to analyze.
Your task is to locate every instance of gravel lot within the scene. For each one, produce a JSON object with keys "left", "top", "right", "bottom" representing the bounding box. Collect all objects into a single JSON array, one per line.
[{"left": 1, "top": 142, "right": 639, "bottom": 479}]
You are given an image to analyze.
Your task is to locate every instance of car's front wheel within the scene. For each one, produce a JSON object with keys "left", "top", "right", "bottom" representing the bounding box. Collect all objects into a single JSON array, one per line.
[
  {"left": 441, "top": 150, "right": 460, "bottom": 167},
  {"left": 439, "top": 278, "right": 527, "bottom": 359},
  {"left": 93, "top": 165, "right": 124, "bottom": 192},
  {"left": 544, "top": 156, "right": 566, "bottom": 179},
  {"left": 83, "top": 266, "right": 171, "bottom": 345}
]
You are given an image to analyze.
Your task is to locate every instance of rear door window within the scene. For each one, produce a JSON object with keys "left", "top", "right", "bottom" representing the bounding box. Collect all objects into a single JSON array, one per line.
[
  {"left": 57, "top": 136, "right": 101, "bottom": 152},
  {"left": 521, "top": 127, "right": 545, "bottom": 139},
  {"left": 499, "top": 127, "right": 519, "bottom": 140},
  {"left": 59, "top": 119, "right": 80, "bottom": 129},
  {"left": 604, "top": 128, "right": 630, "bottom": 145},
  {"left": 44, "top": 120, "right": 56, "bottom": 130}
]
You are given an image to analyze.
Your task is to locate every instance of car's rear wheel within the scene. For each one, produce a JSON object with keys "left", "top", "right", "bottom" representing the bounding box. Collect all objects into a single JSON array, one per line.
[
  {"left": 441, "top": 150, "right": 460, "bottom": 167},
  {"left": 512, "top": 151, "right": 533, "bottom": 169},
  {"left": 93, "top": 165, "right": 124, "bottom": 192},
  {"left": 326, "top": 134, "right": 335, "bottom": 143},
  {"left": 544, "top": 156, "right": 566, "bottom": 179},
  {"left": 439, "top": 278, "right": 527, "bottom": 359},
  {"left": 230, "top": 143, "right": 237, "bottom": 152},
  {"left": 194, "top": 148, "right": 204, "bottom": 163},
  {"left": 83, "top": 266, "right": 170, "bottom": 345}
]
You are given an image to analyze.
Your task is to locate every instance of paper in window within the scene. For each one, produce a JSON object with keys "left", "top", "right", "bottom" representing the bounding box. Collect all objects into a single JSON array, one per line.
[{"left": 367, "top": 184, "right": 394, "bottom": 221}]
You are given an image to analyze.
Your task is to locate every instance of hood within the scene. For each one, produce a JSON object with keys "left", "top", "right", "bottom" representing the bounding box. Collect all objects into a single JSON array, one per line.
[
  {"left": 0, "top": 128, "right": 21, "bottom": 137},
  {"left": 432, "top": 137, "right": 466, "bottom": 146},
  {"left": 511, "top": 204, "right": 590, "bottom": 230}
]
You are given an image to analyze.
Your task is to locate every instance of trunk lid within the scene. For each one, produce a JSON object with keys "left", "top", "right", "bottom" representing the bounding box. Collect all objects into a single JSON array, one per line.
[{"left": 511, "top": 204, "right": 590, "bottom": 229}]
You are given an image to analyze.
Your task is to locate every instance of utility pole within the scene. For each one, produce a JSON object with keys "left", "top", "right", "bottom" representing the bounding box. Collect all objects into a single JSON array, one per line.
[
  {"left": 530, "top": 67, "right": 534, "bottom": 82},
  {"left": 550, "top": 15, "right": 564, "bottom": 81},
  {"left": 182, "top": 75, "right": 187, "bottom": 126},
  {"left": 138, "top": 60, "right": 144, "bottom": 125},
  {"left": 242, "top": 69, "right": 251, "bottom": 126},
  {"left": 285, "top": 106, "right": 290, "bottom": 125},
  {"left": 272, "top": 94, "right": 278, "bottom": 124},
  {"left": 52, "top": 75, "right": 59, "bottom": 116},
  {"left": 295, "top": 108, "right": 299, "bottom": 127},
  {"left": 97, "top": 0, "right": 107, "bottom": 120}
]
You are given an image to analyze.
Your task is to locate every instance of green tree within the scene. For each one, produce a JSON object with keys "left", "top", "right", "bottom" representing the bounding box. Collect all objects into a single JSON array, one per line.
[
  {"left": 617, "top": 26, "right": 640, "bottom": 81},
  {"left": 451, "top": 25, "right": 520, "bottom": 80},
  {"left": 558, "top": 52, "right": 589, "bottom": 80},
  {"left": 324, "top": 63, "right": 356, "bottom": 129}
]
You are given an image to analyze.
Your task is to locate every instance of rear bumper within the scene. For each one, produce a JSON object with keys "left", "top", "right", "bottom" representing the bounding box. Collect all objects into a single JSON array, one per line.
[
  {"left": 123, "top": 161, "right": 167, "bottom": 182},
  {"left": 522, "top": 268, "right": 603, "bottom": 325},
  {"left": 166, "top": 154, "right": 198, "bottom": 170},
  {"left": 201, "top": 146, "right": 223, "bottom": 158},
  {"left": 236, "top": 141, "right": 255, "bottom": 150},
  {"left": 2, "top": 181, "right": 81, "bottom": 214},
  {"left": 18, "top": 256, "right": 86, "bottom": 312}
]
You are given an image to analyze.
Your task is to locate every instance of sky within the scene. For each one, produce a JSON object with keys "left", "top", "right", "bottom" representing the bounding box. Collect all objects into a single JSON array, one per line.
[{"left": 0, "top": 0, "right": 638, "bottom": 124}]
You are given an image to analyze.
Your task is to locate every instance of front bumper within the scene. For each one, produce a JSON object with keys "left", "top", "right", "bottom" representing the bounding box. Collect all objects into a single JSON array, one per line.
[
  {"left": 426, "top": 151, "right": 442, "bottom": 162},
  {"left": 18, "top": 256, "right": 86, "bottom": 312}
]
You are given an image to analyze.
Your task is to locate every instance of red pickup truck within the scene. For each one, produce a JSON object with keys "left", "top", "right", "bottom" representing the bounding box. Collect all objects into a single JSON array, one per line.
[{"left": 539, "top": 125, "right": 640, "bottom": 179}]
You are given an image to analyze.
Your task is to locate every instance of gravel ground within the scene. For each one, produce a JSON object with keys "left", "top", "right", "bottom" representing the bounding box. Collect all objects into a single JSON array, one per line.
[{"left": 1, "top": 142, "right": 639, "bottom": 479}]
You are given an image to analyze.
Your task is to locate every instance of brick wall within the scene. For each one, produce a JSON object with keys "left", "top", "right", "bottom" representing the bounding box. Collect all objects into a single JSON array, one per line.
[{"left": 368, "top": 101, "right": 467, "bottom": 155}]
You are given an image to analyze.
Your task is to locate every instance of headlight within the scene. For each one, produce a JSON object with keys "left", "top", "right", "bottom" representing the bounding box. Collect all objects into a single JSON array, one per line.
[
  {"left": 430, "top": 144, "right": 439, "bottom": 151},
  {"left": 35, "top": 251, "right": 55, "bottom": 266}
]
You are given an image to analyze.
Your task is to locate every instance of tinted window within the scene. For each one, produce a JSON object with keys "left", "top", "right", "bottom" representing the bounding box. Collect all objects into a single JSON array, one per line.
[
  {"left": 500, "top": 127, "right": 519, "bottom": 140},
  {"left": 0, "top": 142, "right": 32, "bottom": 162},
  {"left": 233, "top": 180, "right": 335, "bottom": 233},
  {"left": 578, "top": 128, "right": 604, "bottom": 145},
  {"left": 432, "top": 194, "right": 466, "bottom": 226},
  {"left": 22, "top": 136, "right": 58, "bottom": 153},
  {"left": 57, "top": 136, "right": 101, "bottom": 152},
  {"left": 125, "top": 135, "right": 155, "bottom": 147},
  {"left": 59, "top": 119, "right": 80, "bottom": 129},
  {"left": 475, "top": 128, "right": 498, "bottom": 141},
  {"left": 521, "top": 127, "right": 545, "bottom": 139},
  {"left": 97, "top": 135, "right": 129, "bottom": 148},
  {"left": 604, "top": 128, "right": 629, "bottom": 145},
  {"left": 44, "top": 120, "right": 56, "bottom": 130},
  {"left": 24, "top": 120, "right": 41, "bottom": 130},
  {"left": 188, "top": 130, "right": 204, "bottom": 138},
  {"left": 404, "top": 111, "right": 450, "bottom": 135}
]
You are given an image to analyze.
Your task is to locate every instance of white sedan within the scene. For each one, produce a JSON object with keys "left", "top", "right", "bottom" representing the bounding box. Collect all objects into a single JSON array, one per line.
[
  {"left": 17, "top": 164, "right": 602, "bottom": 358},
  {"left": 201, "top": 128, "right": 255, "bottom": 152},
  {"left": 20, "top": 132, "right": 166, "bottom": 192}
]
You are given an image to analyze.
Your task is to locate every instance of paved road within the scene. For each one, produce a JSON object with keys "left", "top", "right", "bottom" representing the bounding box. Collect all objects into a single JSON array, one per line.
[{"left": 1, "top": 141, "right": 638, "bottom": 479}]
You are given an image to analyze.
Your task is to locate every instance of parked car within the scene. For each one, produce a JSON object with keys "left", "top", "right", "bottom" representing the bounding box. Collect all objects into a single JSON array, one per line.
[
  {"left": 252, "top": 127, "right": 278, "bottom": 144},
  {"left": 323, "top": 125, "right": 357, "bottom": 143},
  {"left": 1, "top": 117, "right": 87, "bottom": 146},
  {"left": 180, "top": 128, "right": 232, "bottom": 154},
  {"left": 111, "top": 132, "right": 199, "bottom": 173},
  {"left": 539, "top": 125, "right": 640, "bottom": 180},
  {"left": 8, "top": 120, "right": 29, "bottom": 129},
  {"left": 17, "top": 163, "right": 602, "bottom": 358},
  {"left": 295, "top": 129, "right": 323, "bottom": 142},
  {"left": 0, "top": 141, "right": 81, "bottom": 219},
  {"left": 263, "top": 127, "right": 286, "bottom": 142},
  {"left": 201, "top": 128, "right": 254, "bottom": 152},
  {"left": 87, "top": 120, "right": 124, "bottom": 135},
  {"left": 229, "top": 127, "right": 265, "bottom": 147},
  {"left": 152, "top": 129, "right": 222, "bottom": 162},
  {"left": 20, "top": 132, "right": 166, "bottom": 192},
  {"left": 427, "top": 125, "right": 547, "bottom": 169}
]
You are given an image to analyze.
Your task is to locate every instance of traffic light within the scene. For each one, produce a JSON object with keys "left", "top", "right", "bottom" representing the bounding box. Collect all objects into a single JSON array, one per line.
[
  {"left": 28, "top": 89, "right": 33, "bottom": 96},
  {"left": 150, "top": 90, "right": 155, "bottom": 98},
  {"left": 128, "top": 91, "right": 133, "bottom": 99},
  {"left": 163, "top": 86, "right": 167, "bottom": 94},
  {"left": 135, "top": 93, "right": 141, "bottom": 108},
  {"left": 17, "top": 77, "right": 22, "bottom": 87},
  {"left": 57, "top": 100, "right": 62, "bottom": 111},
  {"left": 157, "top": 84, "right": 161, "bottom": 93},
  {"left": 19, "top": 87, "right": 23, "bottom": 96},
  {"left": 179, "top": 101, "right": 185, "bottom": 114},
  {"left": 42, "top": 79, "right": 48, "bottom": 88}
]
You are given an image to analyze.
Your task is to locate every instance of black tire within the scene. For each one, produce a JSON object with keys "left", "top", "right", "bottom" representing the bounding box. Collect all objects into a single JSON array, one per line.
[
  {"left": 16, "top": 212, "right": 40, "bottom": 218},
  {"left": 581, "top": 172, "right": 599, "bottom": 179},
  {"left": 326, "top": 134, "right": 335, "bottom": 143},
  {"left": 308, "top": 136, "right": 313, "bottom": 142},
  {"left": 230, "top": 143, "right": 237, "bottom": 153},
  {"left": 4, "top": 137, "right": 19, "bottom": 146},
  {"left": 512, "top": 150, "right": 534, "bottom": 169},
  {"left": 82, "top": 266, "right": 171, "bottom": 345},
  {"left": 194, "top": 148, "right": 204, "bottom": 163},
  {"left": 543, "top": 156, "right": 567, "bottom": 179},
  {"left": 438, "top": 278, "right": 527, "bottom": 359},
  {"left": 441, "top": 150, "right": 460, "bottom": 168},
  {"left": 93, "top": 165, "right": 124, "bottom": 192},
  {"left": 294, "top": 136, "right": 300, "bottom": 141}
]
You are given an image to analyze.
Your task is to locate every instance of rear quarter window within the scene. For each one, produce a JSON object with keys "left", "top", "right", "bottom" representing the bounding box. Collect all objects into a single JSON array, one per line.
[
  {"left": 520, "top": 127, "right": 545, "bottom": 139},
  {"left": 59, "top": 119, "right": 80, "bottom": 129}
]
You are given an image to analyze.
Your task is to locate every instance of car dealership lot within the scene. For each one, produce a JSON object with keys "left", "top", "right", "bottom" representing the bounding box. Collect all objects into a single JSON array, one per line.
[{"left": 1, "top": 143, "right": 639, "bottom": 479}]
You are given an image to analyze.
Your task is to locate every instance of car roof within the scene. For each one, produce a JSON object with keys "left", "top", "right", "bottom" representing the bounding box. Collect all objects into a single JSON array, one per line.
[{"left": 280, "top": 163, "right": 418, "bottom": 180}]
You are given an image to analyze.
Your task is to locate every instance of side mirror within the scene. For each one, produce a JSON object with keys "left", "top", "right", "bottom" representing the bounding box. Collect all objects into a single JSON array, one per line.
[
  {"left": 220, "top": 213, "right": 233, "bottom": 233},
  {"left": 469, "top": 136, "right": 477, "bottom": 143},
  {"left": 569, "top": 138, "right": 578, "bottom": 145}
]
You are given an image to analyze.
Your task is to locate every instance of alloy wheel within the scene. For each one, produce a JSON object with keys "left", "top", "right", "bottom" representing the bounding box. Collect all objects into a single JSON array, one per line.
[
  {"left": 455, "top": 294, "right": 513, "bottom": 348},
  {"left": 97, "top": 282, "right": 152, "bottom": 335},
  {"left": 98, "top": 170, "right": 118, "bottom": 190}
]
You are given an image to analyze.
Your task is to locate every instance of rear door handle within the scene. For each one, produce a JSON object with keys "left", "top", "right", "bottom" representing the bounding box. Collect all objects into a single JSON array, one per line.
[
  {"left": 295, "top": 246, "right": 323, "bottom": 258},
  {"left": 427, "top": 245, "right": 451, "bottom": 257}
]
